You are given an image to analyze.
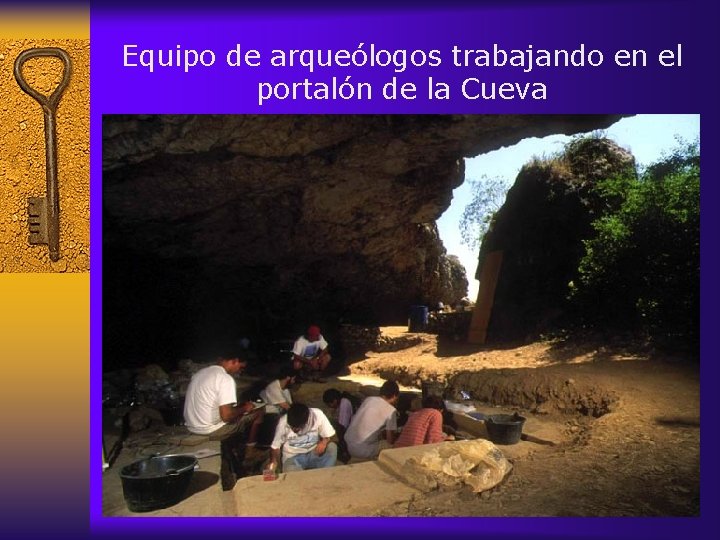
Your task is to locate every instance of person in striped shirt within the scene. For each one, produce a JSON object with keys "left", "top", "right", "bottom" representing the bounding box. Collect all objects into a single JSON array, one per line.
[{"left": 393, "top": 395, "right": 454, "bottom": 448}]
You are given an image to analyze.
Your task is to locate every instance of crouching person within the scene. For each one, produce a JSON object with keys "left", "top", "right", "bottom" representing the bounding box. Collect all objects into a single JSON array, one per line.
[
  {"left": 344, "top": 380, "right": 399, "bottom": 460},
  {"left": 269, "top": 403, "right": 337, "bottom": 472},
  {"left": 322, "top": 388, "right": 358, "bottom": 463}
]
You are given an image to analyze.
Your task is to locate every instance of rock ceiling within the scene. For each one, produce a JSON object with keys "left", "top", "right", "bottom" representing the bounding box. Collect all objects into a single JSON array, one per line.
[{"left": 102, "top": 114, "right": 624, "bottom": 364}]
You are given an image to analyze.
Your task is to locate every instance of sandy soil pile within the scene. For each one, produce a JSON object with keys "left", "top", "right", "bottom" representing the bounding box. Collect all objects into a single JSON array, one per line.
[{"left": 345, "top": 329, "right": 699, "bottom": 516}]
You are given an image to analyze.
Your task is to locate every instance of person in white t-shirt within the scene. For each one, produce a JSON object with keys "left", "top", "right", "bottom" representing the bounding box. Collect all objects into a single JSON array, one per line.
[
  {"left": 292, "top": 325, "right": 331, "bottom": 381},
  {"left": 260, "top": 365, "right": 297, "bottom": 414},
  {"left": 269, "top": 403, "right": 337, "bottom": 472},
  {"left": 183, "top": 352, "right": 264, "bottom": 490},
  {"left": 344, "top": 380, "right": 400, "bottom": 460}
]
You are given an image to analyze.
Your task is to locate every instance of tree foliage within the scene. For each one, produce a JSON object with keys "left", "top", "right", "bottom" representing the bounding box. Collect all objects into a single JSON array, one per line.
[
  {"left": 459, "top": 175, "right": 512, "bottom": 250},
  {"left": 571, "top": 138, "right": 699, "bottom": 352}
]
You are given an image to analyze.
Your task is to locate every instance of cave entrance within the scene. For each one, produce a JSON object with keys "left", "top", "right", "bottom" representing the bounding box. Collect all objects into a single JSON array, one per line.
[
  {"left": 435, "top": 114, "right": 698, "bottom": 345},
  {"left": 102, "top": 114, "right": 696, "bottom": 373}
]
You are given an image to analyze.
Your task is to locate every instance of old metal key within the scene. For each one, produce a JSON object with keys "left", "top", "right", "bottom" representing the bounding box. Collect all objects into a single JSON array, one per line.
[{"left": 14, "top": 47, "right": 72, "bottom": 262}]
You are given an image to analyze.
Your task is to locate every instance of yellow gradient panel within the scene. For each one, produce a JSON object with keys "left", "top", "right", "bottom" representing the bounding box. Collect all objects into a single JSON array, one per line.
[
  {"left": 0, "top": 5, "right": 89, "bottom": 39},
  {"left": 0, "top": 274, "right": 89, "bottom": 450}
]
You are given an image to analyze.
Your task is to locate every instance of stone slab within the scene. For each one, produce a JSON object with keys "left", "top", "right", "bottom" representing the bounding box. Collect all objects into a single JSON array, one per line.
[
  {"left": 377, "top": 441, "right": 447, "bottom": 483},
  {"left": 452, "top": 411, "right": 490, "bottom": 438},
  {"left": 166, "top": 433, "right": 209, "bottom": 446},
  {"left": 233, "top": 461, "right": 420, "bottom": 516},
  {"left": 105, "top": 454, "right": 419, "bottom": 517},
  {"left": 450, "top": 409, "right": 565, "bottom": 461}
]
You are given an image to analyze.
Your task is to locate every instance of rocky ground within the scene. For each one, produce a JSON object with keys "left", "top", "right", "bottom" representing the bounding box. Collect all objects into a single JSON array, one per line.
[{"left": 347, "top": 329, "right": 700, "bottom": 516}]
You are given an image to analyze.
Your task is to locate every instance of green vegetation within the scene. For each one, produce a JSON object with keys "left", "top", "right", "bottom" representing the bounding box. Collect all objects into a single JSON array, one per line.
[
  {"left": 461, "top": 135, "right": 699, "bottom": 353},
  {"left": 459, "top": 175, "right": 511, "bottom": 250},
  {"left": 571, "top": 138, "right": 699, "bottom": 352}
]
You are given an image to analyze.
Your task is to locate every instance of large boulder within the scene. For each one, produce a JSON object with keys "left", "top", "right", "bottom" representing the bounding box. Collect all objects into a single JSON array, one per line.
[{"left": 478, "top": 138, "right": 636, "bottom": 342}]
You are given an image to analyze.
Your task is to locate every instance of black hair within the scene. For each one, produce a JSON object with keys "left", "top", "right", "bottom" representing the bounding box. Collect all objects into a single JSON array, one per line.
[
  {"left": 422, "top": 394, "right": 445, "bottom": 411},
  {"left": 379, "top": 380, "right": 400, "bottom": 398},
  {"left": 278, "top": 364, "right": 297, "bottom": 380},
  {"left": 287, "top": 403, "right": 310, "bottom": 430},
  {"left": 215, "top": 343, "right": 245, "bottom": 362},
  {"left": 323, "top": 388, "right": 342, "bottom": 404}
]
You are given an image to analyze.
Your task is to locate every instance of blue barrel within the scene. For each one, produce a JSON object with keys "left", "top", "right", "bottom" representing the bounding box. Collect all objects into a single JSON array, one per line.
[{"left": 408, "top": 305, "right": 429, "bottom": 332}]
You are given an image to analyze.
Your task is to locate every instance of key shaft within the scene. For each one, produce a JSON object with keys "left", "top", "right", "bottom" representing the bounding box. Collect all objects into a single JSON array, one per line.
[{"left": 42, "top": 107, "right": 60, "bottom": 261}]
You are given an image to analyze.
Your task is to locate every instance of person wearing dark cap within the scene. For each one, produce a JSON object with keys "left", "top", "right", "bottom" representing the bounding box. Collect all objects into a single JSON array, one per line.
[
  {"left": 291, "top": 325, "right": 331, "bottom": 382},
  {"left": 183, "top": 351, "right": 265, "bottom": 491}
]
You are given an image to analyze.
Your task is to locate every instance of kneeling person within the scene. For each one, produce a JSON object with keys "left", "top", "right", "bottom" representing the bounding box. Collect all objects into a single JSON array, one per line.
[
  {"left": 393, "top": 395, "right": 453, "bottom": 448},
  {"left": 270, "top": 403, "right": 337, "bottom": 472}
]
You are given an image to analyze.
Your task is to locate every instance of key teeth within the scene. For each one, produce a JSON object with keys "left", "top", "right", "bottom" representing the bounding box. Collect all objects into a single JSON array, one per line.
[
  {"left": 29, "top": 232, "right": 45, "bottom": 244},
  {"left": 27, "top": 197, "right": 48, "bottom": 245},
  {"left": 28, "top": 198, "right": 43, "bottom": 216}
]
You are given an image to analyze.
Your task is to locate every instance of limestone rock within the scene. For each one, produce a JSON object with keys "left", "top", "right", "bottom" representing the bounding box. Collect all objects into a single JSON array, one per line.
[
  {"left": 102, "top": 115, "right": 625, "bottom": 368},
  {"left": 387, "top": 439, "right": 512, "bottom": 493},
  {"left": 478, "top": 138, "right": 636, "bottom": 342}
]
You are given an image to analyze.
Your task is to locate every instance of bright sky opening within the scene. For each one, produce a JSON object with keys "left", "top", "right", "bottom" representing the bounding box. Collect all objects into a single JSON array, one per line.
[{"left": 437, "top": 114, "right": 701, "bottom": 300}]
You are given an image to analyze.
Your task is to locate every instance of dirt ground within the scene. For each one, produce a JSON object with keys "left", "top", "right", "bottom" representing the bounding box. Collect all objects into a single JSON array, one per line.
[{"left": 346, "top": 328, "right": 700, "bottom": 516}]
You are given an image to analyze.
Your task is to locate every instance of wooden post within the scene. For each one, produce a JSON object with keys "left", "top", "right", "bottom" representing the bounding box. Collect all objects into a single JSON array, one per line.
[{"left": 467, "top": 250, "right": 504, "bottom": 344}]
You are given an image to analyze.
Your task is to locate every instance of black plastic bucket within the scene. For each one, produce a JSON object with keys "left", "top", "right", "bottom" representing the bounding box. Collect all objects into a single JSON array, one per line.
[
  {"left": 408, "top": 305, "right": 429, "bottom": 332},
  {"left": 485, "top": 413, "right": 526, "bottom": 445},
  {"left": 119, "top": 454, "right": 197, "bottom": 512}
]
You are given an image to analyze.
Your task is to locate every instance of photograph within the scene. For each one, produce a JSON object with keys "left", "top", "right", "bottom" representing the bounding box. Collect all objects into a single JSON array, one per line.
[{"left": 101, "top": 114, "right": 699, "bottom": 517}]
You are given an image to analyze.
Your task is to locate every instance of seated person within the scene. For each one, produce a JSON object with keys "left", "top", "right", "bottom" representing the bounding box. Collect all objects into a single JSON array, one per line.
[
  {"left": 292, "top": 325, "right": 331, "bottom": 381},
  {"left": 269, "top": 403, "right": 337, "bottom": 472},
  {"left": 183, "top": 351, "right": 265, "bottom": 490},
  {"left": 394, "top": 395, "right": 454, "bottom": 448},
  {"left": 260, "top": 365, "right": 297, "bottom": 414},
  {"left": 344, "top": 380, "right": 399, "bottom": 460},
  {"left": 322, "top": 388, "right": 360, "bottom": 463}
]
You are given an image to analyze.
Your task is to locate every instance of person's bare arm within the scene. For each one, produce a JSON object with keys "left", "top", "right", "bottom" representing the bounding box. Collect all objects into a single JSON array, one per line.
[
  {"left": 270, "top": 447, "right": 281, "bottom": 467},
  {"left": 293, "top": 353, "right": 312, "bottom": 365},
  {"left": 219, "top": 401, "right": 253, "bottom": 423},
  {"left": 385, "top": 428, "right": 398, "bottom": 446},
  {"left": 314, "top": 437, "right": 332, "bottom": 455}
]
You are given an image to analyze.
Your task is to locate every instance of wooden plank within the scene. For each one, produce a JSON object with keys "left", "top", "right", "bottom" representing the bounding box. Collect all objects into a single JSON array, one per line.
[{"left": 467, "top": 250, "right": 504, "bottom": 344}]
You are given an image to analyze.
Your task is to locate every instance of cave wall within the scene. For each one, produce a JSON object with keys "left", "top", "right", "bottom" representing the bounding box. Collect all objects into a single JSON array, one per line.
[{"left": 102, "top": 115, "right": 624, "bottom": 367}]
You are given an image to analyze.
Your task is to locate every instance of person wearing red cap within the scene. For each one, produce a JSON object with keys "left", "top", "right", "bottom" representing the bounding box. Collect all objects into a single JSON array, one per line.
[{"left": 291, "top": 325, "right": 331, "bottom": 382}]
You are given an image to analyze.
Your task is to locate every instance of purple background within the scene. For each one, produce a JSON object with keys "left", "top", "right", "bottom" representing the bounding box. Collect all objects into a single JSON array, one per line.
[
  {"left": 88, "top": 1, "right": 720, "bottom": 539},
  {"left": 92, "top": 4, "right": 705, "bottom": 114}
]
